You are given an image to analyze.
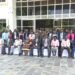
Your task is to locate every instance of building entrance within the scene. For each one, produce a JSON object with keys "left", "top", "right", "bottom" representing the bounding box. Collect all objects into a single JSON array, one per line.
[{"left": 36, "top": 19, "right": 53, "bottom": 31}]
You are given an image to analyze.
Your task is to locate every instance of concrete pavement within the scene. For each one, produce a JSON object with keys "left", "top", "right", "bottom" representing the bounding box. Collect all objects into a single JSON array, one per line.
[{"left": 0, "top": 55, "right": 74, "bottom": 75}]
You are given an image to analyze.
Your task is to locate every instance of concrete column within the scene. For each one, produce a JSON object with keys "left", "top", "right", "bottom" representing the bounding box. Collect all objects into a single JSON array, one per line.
[
  {"left": 6, "top": 0, "right": 16, "bottom": 32},
  {"left": 33, "top": 20, "right": 36, "bottom": 32}
]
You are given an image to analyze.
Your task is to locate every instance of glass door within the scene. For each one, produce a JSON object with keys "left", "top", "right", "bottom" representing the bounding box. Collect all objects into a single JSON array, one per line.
[
  {"left": 36, "top": 19, "right": 53, "bottom": 30},
  {"left": 23, "top": 20, "right": 33, "bottom": 32}
]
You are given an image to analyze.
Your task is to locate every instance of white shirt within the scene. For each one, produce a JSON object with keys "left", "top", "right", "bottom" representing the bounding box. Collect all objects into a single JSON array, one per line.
[
  {"left": 35, "top": 38, "right": 38, "bottom": 46},
  {"left": 14, "top": 32, "right": 17, "bottom": 39},
  {"left": 49, "top": 33, "right": 52, "bottom": 39},
  {"left": 60, "top": 32, "right": 63, "bottom": 41},
  {"left": 14, "top": 39, "right": 22, "bottom": 46},
  {"left": 61, "top": 39, "right": 70, "bottom": 47},
  {"left": 29, "top": 34, "right": 35, "bottom": 40},
  {"left": 44, "top": 38, "right": 48, "bottom": 47},
  {"left": 51, "top": 39, "right": 59, "bottom": 47}
]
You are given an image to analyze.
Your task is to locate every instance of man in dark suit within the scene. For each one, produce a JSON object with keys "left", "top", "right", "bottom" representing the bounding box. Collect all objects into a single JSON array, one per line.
[
  {"left": 30, "top": 31, "right": 43, "bottom": 57},
  {"left": 38, "top": 31, "right": 43, "bottom": 57},
  {"left": 31, "top": 33, "right": 41, "bottom": 56},
  {"left": 24, "top": 29, "right": 29, "bottom": 40},
  {"left": 42, "top": 35, "right": 51, "bottom": 57},
  {"left": 13, "top": 29, "right": 19, "bottom": 42}
]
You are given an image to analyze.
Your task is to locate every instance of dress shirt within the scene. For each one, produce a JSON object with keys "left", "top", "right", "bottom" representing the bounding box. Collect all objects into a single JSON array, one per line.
[
  {"left": 51, "top": 39, "right": 59, "bottom": 47},
  {"left": 61, "top": 39, "right": 70, "bottom": 47},
  {"left": 14, "top": 39, "right": 22, "bottom": 46}
]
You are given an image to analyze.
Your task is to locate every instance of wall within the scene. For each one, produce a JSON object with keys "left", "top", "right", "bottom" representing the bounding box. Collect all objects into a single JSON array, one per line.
[{"left": 0, "top": 0, "right": 16, "bottom": 31}]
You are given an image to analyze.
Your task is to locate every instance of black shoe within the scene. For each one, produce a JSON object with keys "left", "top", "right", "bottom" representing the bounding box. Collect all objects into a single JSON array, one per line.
[
  {"left": 71, "top": 56, "right": 74, "bottom": 59},
  {"left": 40, "top": 55, "right": 43, "bottom": 57},
  {"left": 8, "top": 53, "right": 10, "bottom": 55},
  {"left": 48, "top": 56, "right": 50, "bottom": 58},
  {"left": 19, "top": 54, "right": 22, "bottom": 56},
  {"left": 10, "top": 53, "right": 13, "bottom": 55}
]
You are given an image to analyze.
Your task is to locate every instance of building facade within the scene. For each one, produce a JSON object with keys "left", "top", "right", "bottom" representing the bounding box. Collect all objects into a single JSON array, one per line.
[{"left": 0, "top": 0, "right": 75, "bottom": 31}]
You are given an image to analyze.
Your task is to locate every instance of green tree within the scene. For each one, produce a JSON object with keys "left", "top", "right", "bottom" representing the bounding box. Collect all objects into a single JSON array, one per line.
[{"left": 0, "top": 24, "right": 6, "bottom": 32}]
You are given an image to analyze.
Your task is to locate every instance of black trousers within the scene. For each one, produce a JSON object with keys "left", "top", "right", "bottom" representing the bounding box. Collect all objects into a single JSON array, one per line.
[
  {"left": 29, "top": 47, "right": 33, "bottom": 56},
  {"left": 58, "top": 41, "right": 62, "bottom": 57},
  {"left": 2, "top": 45, "right": 11, "bottom": 55},
  {"left": 42, "top": 47, "right": 51, "bottom": 57}
]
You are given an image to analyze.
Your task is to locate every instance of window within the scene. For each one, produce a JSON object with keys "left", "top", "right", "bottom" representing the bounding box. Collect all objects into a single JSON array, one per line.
[
  {"left": 56, "top": 5, "right": 62, "bottom": 14},
  {"left": 28, "top": 7, "right": 34, "bottom": 15},
  {"left": 22, "top": 0, "right": 27, "bottom": 1},
  {"left": 71, "top": 4, "right": 75, "bottom": 13},
  {"left": 23, "top": 20, "right": 33, "bottom": 31},
  {"left": 16, "top": 0, "right": 20, "bottom": 1},
  {"left": 17, "top": 20, "right": 21, "bottom": 31},
  {"left": 16, "top": 7, "right": 21, "bottom": 16},
  {"left": 69, "top": 19, "right": 75, "bottom": 25},
  {"left": 16, "top": 2, "right": 21, "bottom": 6},
  {"left": 54, "top": 20, "right": 61, "bottom": 27},
  {"left": 41, "top": 1, "right": 47, "bottom": 5},
  {"left": 56, "top": 0, "right": 62, "bottom": 4},
  {"left": 22, "top": 7, "right": 27, "bottom": 16},
  {"left": 63, "top": 0, "right": 70, "bottom": 3},
  {"left": 28, "top": 2, "right": 33, "bottom": 6},
  {"left": 35, "top": 1, "right": 40, "bottom": 6},
  {"left": 71, "top": 0, "right": 75, "bottom": 3},
  {"left": 42, "top": 6, "right": 47, "bottom": 15},
  {"left": 48, "top": 6, "right": 54, "bottom": 14},
  {"left": 0, "top": 0, "right": 5, "bottom": 2},
  {"left": 22, "top": 2, "right": 27, "bottom": 6},
  {"left": 17, "top": 27, "right": 21, "bottom": 31},
  {"left": 0, "top": 19, "right": 6, "bottom": 28},
  {"left": 35, "top": 7, "right": 40, "bottom": 15},
  {"left": 62, "top": 19, "right": 69, "bottom": 27},
  {"left": 36, "top": 20, "right": 53, "bottom": 29},
  {"left": 23, "top": 20, "right": 32, "bottom": 27},
  {"left": 17, "top": 20, "right": 21, "bottom": 26},
  {"left": 48, "top": 0, "right": 54, "bottom": 4},
  {"left": 63, "top": 5, "right": 69, "bottom": 14}
]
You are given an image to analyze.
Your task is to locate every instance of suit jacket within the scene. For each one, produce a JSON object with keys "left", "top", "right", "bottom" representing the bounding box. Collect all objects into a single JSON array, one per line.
[
  {"left": 33, "top": 36, "right": 43, "bottom": 48},
  {"left": 24, "top": 32, "right": 29, "bottom": 40},
  {"left": 42, "top": 38, "right": 50, "bottom": 47},
  {"left": 13, "top": 32, "right": 19, "bottom": 39}
]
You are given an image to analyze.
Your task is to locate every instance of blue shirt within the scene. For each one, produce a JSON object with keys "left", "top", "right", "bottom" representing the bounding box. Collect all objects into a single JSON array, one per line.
[{"left": 2, "top": 32, "right": 9, "bottom": 41}]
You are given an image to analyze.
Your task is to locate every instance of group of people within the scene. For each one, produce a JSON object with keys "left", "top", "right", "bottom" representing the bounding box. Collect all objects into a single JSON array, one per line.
[{"left": 0, "top": 28, "right": 75, "bottom": 58}]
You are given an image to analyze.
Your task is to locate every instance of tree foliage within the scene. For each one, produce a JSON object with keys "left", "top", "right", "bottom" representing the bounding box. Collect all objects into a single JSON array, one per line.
[{"left": 0, "top": 24, "right": 6, "bottom": 32}]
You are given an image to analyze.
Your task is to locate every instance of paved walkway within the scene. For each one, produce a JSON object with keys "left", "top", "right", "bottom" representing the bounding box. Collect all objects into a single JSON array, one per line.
[{"left": 0, "top": 55, "right": 75, "bottom": 75}]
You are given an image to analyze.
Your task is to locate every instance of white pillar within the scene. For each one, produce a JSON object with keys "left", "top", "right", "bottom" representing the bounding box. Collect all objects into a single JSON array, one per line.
[
  {"left": 6, "top": 0, "right": 16, "bottom": 32},
  {"left": 33, "top": 20, "right": 36, "bottom": 32}
]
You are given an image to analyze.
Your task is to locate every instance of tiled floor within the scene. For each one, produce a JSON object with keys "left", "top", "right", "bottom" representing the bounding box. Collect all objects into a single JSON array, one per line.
[{"left": 0, "top": 55, "right": 75, "bottom": 75}]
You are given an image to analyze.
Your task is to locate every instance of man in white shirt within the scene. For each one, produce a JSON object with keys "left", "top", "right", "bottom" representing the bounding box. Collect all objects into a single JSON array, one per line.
[
  {"left": 61, "top": 37, "right": 71, "bottom": 57},
  {"left": 51, "top": 36, "right": 59, "bottom": 56},
  {"left": 11, "top": 37, "right": 22, "bottom": 55},
  {"left": 29, "top": 32, "right": 35, "bottom": 40}
]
